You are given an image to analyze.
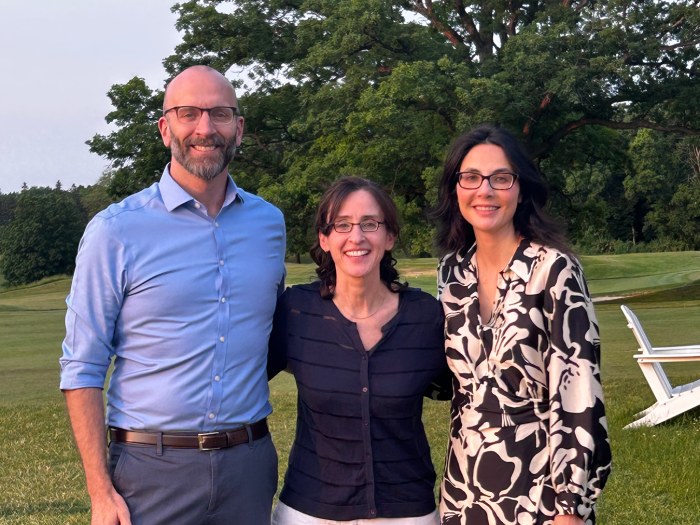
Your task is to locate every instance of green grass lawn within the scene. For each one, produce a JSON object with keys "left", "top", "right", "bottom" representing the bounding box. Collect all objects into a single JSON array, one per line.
[
  {"left": 580, "top": 251, "right": 700, "bottom": 297},
  {"left": 2, "top": 252, "right": 700, "bottom": 524}
]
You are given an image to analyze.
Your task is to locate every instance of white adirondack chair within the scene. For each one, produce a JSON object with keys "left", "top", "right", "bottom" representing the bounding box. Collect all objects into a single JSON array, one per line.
[{"left": 620, "top": 305, "right": 700, "bottom": 428}]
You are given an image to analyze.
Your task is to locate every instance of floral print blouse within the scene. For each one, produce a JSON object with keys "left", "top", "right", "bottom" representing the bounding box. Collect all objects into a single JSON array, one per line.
[{"left": 437, "top": 240, "right": 612, "bottom": 525}]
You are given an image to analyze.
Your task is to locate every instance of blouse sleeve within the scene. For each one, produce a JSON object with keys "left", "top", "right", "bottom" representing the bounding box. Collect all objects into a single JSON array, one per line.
[
  {"left": 543, "top": 256, "right": 612, "bottom": 522},
  {"left": 267, "top": 290, "right": 289, "bottom": 380}
]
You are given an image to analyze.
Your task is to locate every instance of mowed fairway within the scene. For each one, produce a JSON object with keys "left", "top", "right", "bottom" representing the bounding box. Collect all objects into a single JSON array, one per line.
[{"left": 1, "top": 252, "right": 700, "bottom": 524}]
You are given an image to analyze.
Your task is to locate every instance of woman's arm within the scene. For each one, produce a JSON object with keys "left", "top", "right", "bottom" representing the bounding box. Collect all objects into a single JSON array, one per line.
[
  {"left": 267, "top": 291, "right": 289, "bottom": 380},
  {"left": 544, "top": 256, "right": 612, "bottom": 523},
  {"left": 423, "top": 365, "right": 453, "bottom": 401},
  {"left": 423, "top": 292, "right": 453, "bottom": 401}
]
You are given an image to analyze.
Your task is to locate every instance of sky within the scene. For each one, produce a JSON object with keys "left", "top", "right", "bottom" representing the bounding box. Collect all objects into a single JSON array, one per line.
[{"left": 0, "top": 0, "right": 184, "bottom": 193}]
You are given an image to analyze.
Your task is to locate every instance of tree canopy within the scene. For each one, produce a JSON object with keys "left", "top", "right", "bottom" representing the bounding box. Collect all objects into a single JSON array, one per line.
[{"left": 88, "top": 0, "right": 700, "bottom": 257}]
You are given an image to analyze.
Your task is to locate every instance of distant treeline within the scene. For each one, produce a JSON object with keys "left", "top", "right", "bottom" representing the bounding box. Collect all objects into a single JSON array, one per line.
[
  {"left": 1, "top": 130, "right": 699, "bottom": 288},
  {"left": 549, "top": 129, "right": 700, "bottom": 255},
  {"left": 0, "top": 178, "right": 113, "bottom": 286}
]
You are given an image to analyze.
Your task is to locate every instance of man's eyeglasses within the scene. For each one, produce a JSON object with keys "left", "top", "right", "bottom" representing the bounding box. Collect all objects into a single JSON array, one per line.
[
  {"left": 327, "top": 220, "right": 385, "bottom": 233},
  {"left": 457, "top": 170, "right": 518, "bottom": 190},
  {"left": 163, "top": 106, "right": 240, "bottom": 125}
]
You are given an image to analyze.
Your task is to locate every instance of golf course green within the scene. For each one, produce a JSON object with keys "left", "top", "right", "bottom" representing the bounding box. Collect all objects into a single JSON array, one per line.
[{"left": 1, "top": 251, "right": 700, "bottom": 524}]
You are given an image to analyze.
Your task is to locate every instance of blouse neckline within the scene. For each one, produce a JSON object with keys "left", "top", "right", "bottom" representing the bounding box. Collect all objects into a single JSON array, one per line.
[
  {"left": 459, "top": 237, "right": 540, "bottom": 284},
  {"left": 324, "top": 287, "right": 408, "bottom": 354}
]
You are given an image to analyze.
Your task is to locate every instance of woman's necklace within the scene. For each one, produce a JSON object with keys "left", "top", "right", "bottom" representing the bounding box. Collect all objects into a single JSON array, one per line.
[{"left": 334, "top": 293, "right": 387, "bottom": 320}]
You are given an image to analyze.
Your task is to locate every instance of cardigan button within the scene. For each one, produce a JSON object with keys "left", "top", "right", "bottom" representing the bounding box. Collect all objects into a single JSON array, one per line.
[
  {"left": 370, "top": 509, "right": 376, "bottom": 515},
  {"left": 362, "top": 387, "right": 368, "bottom": 393},
  {"left": 363, "top": 420, "right": 369, "bottom": 426}
]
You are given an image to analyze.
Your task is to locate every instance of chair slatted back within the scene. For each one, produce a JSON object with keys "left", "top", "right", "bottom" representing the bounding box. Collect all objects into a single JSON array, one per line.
[
  {"left": 621, "top": 305, "right": 673, "bottom": 401},
  {"left": 620, "top": 305, "right": 653, "bottom": 353}
]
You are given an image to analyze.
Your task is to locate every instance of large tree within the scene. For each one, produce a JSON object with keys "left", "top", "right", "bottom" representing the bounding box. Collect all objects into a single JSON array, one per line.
[{"left": 88, "top": 0, "right": 700, "bottom": 256}]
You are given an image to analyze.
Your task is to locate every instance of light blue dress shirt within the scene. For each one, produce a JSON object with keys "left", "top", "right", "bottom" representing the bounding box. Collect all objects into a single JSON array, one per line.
[{"left": 60, "top": 167, "right": 286, "bottom": 431}]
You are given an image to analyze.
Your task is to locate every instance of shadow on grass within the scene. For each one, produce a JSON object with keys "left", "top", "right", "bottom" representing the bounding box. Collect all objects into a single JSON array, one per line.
[
  {"left": 0, "top": 500, "right": 90, "bottom": 519},
  {"left": 0, "top": 305, "right": 23, "bottom": 311},
  {"left": 597, "top": 281, "right": 700, "bottom": 308}
]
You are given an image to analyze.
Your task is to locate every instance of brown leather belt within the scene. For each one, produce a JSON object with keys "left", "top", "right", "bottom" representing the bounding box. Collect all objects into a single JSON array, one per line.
[{"left": 109, "top": 418, "right": 269, "bottom": 451}]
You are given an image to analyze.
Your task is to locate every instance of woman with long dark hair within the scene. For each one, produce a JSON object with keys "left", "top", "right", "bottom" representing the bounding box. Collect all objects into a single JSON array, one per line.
[
  {"left": 434, "top": 125, "right": 611, "bottom": 525},
  {"left": 268, "top": 177, "right": 450, "bottom": 525}
]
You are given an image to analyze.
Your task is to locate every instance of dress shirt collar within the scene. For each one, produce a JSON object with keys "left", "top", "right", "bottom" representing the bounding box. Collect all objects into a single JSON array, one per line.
[
  {"left": 159, "top": 164, "right": 242, "bottom": 213},
  {"left": 459, "top": 238, "right": 539, "bottom": 283},
  {"left": 504, "top": 239, "right": 539, "bottom": 282},
  {"left": 458, "top": 243, "right": 478, "bottom": 276}
]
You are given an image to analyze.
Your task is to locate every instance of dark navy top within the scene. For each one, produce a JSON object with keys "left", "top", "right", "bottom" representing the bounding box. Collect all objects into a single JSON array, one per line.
[{"left": 268, "top": 282, "right": 450, "bottom": 521}]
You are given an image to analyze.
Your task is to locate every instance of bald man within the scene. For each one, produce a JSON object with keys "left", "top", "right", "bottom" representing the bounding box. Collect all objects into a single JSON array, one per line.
[{"left": 60, "top": 66, "right": 286, "bottom": 525}]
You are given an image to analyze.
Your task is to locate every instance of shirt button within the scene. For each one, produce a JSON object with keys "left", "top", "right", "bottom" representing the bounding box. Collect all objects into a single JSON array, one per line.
[
  {"left": 214, "top": 376, "right": 220, "bottom": 382},
  {"left": 220, "top": 336, "right": 225, "bottom": 342},
  {"left": 362, "top": 355, "right": 367, "bottom": 360},
  {"left": 362, "top": 387, "right": 368, "bottom": 393},
  {"left": 221, "top": 297, "right": 226, "bottom": 303},
  {"left": 219, "top": 260, "right": 224, "bottom": 266},
  {"left": 215, "top": 222, "right": 219, "bottom": 227},
  {"left": 209, "top": 413, "right": 215, "bottom": 419},
  {"left": 366, "top": 453, "right": 370, "bottom": 458},
  {"left": 195, "top": 203, "right": 201, "bottom": 209},
  {"left": 363, "top": 420, "right": 369, "bottom": 426}
]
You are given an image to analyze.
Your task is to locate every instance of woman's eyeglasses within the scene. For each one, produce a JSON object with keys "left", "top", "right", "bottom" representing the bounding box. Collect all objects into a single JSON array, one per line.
[
  {"left": 327, "top": 220, "right": 385, "bottom": 233},
  {"left": 457, "top": 170, "right": 518, "bottom": 190}
]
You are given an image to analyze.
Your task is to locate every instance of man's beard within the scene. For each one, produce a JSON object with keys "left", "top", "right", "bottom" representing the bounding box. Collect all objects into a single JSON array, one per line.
[{"left": 169, "top": 130, "right": 237, "bottom": 181}]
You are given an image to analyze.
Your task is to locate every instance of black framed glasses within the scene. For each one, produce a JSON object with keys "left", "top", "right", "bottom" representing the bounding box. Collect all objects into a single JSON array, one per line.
[
  {"left": 327, "top": 220, "right": 385, "bottom": 233},
  {"left": 457, "top": 170, "right": 518, "bottom": 190},
  {"left": 163, "top": 106, "right": 240, "bottom": 125}
]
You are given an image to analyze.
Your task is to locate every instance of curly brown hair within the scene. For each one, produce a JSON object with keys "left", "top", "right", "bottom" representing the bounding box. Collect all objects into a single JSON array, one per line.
[{"left": 310, "top": 177, "right": 408, "bottom": 299}]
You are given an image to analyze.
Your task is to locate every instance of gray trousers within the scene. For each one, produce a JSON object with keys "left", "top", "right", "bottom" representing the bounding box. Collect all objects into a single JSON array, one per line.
[{"left": 108, "top": 432, "right": 278, "bottom": 525}]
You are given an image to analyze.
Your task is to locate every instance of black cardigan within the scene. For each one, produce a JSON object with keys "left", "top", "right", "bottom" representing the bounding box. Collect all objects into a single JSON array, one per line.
[{"left": 268, "top": 282, "right": 450, "bottom": 520}]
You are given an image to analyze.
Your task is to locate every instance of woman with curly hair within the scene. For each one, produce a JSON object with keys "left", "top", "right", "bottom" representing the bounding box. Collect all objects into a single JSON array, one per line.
[{"left": 268, "top": 177, "right": 450, "bottom": 525}]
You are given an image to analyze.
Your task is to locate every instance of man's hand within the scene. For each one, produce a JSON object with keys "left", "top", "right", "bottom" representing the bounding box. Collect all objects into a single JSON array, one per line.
[
  {"left": 91, "top": 487, "right": 131, "bottom": 525},
  {"left": 64, "top": 388, "right": 132, "bottom": 525},
  {"left": 553, "top": 515, "right": 585, "bottom": 525}
]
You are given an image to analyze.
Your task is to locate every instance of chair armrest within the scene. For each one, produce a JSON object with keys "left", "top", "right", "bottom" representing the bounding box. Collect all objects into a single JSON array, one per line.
[
  {"left": 634, "top": 353, "right": 700, "bottom": 362},
  {"left": 652, "top": 345, "right": 700, "bottom": 353}
]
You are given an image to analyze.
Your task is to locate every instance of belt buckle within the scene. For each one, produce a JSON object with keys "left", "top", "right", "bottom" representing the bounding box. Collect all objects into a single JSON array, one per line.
[{"left": 198, "top": 431, "right": 224, "bottom": 451}]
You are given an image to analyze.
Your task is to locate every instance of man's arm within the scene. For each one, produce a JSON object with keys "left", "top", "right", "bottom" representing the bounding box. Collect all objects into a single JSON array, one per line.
[
  {"left": 65, "top": 388, "right": 131, "bottom": 525},
  {"left": 60, "top": 216, "right": 131, "bottom": 523}
]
